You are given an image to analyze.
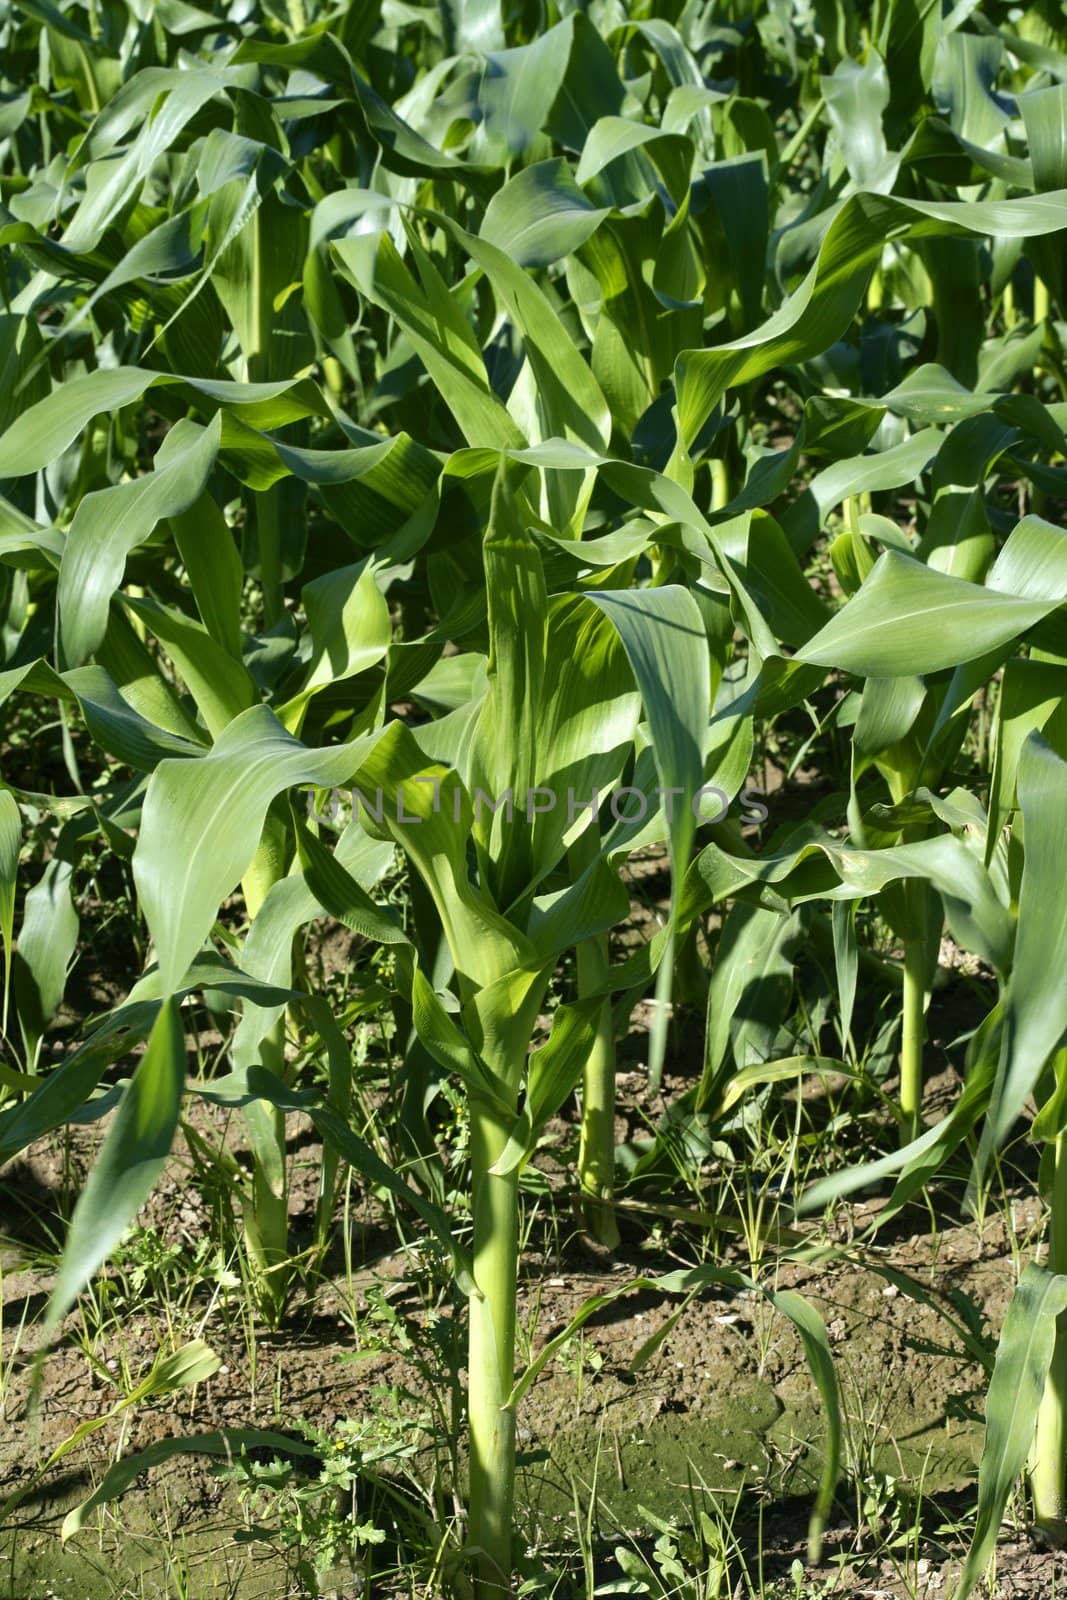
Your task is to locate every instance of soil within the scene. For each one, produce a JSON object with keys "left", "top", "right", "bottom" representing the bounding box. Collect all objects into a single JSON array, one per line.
[{"left": 0, "top": 1087, "right": 1055, "bottom": 1600}]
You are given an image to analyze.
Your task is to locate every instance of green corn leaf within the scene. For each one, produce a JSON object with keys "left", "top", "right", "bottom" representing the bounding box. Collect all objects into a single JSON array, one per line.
[
  {"left": 770, "top": 1289, "right": 842, "bottom": 1563},
  {"left": 489, "top": 997, "right": 604, "bottom": 1175},
  {"left": 333, "top": 231, "right": 526, "bottom": 453},
  {"left": 467, "top": 461, "right": 546, "bottom": 905},
  {"left": 0, "top": 658, "right": 206, "bottom": 769},
  {"left": 62, "top": 1428, "right": 321, "bottom": 1542},
  {"left": 290, "top": 802, "right": 408, "bottom": 946},
  {"left": 798, "top": 551, "right": 1061, "bottom": 677},
  {"left": 797, "top": 1028, "right": 1001, "bottom": 1220},
  {"left": 588, "top": 586, "right": 709, "bottom": 1084},
  {"left": 821, "top": 50, "right": 892, "bottom": 189},
  {"left": 123, "top": 594, "right": 259, "bottom": 739},
  {"left": 0, "top": 1001, "right": 162, "bottom": 1165},
  {"left": 462, "top": 959, "right": 554, "bottom": 1093},
  {"left": 231, "top": 823, "right": 395, "bottom": 1066},
  {"left": 407, "top": 964, "right": 514, "bottom": 1115},
  {"left": 980, "top": 735, "right": 1067, "bottom": 1162},
  {"left": 13, "top": 849, "right": 79, "bottom": 1064},
  {"left": 1, "top": 1338, "right": 221, "bottom": 1529},
  {"left": 276, "top": 560, "right": 393, "bottom": 733},
  {"left": 471, "top": 24, "right": 573, "bottom": 164},
  {"left": 526, "top": 593, "right": 641, "bottom": 883},
  {"left": 700, "top": 904, "right": 802, "bottom": 1107},
  {"left": 676, "top": 189, "right": 1067, "bottom": 447},
  {"left": 691, "top": 825, "right": 1013, "bottom": 976},
  {"left": 782, "top": 428, "right": 943, "bottom": 550},
  {"left": 457, "top": 227, "right": 612, "bottom": 455},
  {"left": 933, "top": 33, "right": 1010, "bottom": 152},
  {"left": 58, "top": 416, "right": 221, "bottom": 667},
  {"left": 349, "top": 721, "right": 534, "bottom": 993},
  {"left": 45, "top": 996, "right": 186, "bottom": 1333},
  {"left": 134, "top": 707, "right": 380, "bottom": 991},
  {"left": 59, "top": 65, "right": 245, "bottom": 253},
  {"left": 0, "top": 791, "right": 20, "bottom": 1039},
  {"left": 480, "top": 159, "right": 609, "bottom": 268},
  {"left": 712, "top": 1056, "right": 855, "bottom": 1123},
  {"left": 987, "top": 659, "right": 1067, "bottom": 856},
  {"left": 954, "top": 1266, "right": 1067, "bottom": 1600},
  {"left": 209, "top": 187, "right": 312, "bottom": 382},
  {"left": 0, "top": 368, "right": 326, "bottom": 480},
  {"left": 170, "top": 493, "right": 244, "bottom": 659},
  {"left": 526, "top": 854, "right": 631, "bottom": 962},
  {"left": 95, "top": 610, "right": 207, "bottom": 745},
  {"left": 62, "top": 665, "right": 208, "bottom": 767}
]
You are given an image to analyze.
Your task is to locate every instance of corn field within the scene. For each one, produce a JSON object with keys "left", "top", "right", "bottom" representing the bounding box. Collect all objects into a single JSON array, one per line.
[{"left": 3, "top": 0, "right": 1067, "bottom": 1596}]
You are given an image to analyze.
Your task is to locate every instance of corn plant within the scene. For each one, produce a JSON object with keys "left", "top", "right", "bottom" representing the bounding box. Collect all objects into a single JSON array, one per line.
[{"left": 5, "top": 2, "right": 1067, "bottom": 1596}]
